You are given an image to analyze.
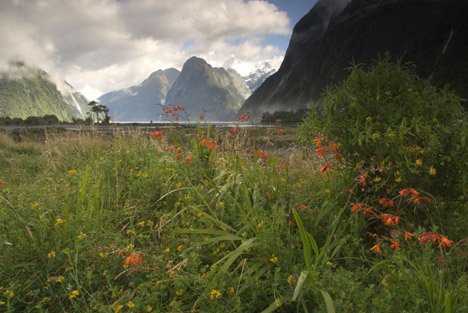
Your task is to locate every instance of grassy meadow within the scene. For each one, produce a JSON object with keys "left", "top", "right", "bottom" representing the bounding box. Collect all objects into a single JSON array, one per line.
[{"left": 0, "top": 62, "right": 467, "bottom": 312}]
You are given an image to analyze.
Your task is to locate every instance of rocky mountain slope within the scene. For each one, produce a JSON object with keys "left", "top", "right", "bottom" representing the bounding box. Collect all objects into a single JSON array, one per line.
[
  {"left": 0, "top": 60, "right": 86, "bottom": 120},
  {"left": 244, "top": 62, "right": 276, "bottom": 92},
  {"left": 241, "top": 0, "right": 468, "bottom": 117},
  {"left": 99, "top": 68, "right": 180, "bottom": 122},
  {"left": 165, "top": 57, "right": 250, "bottom": 121}
]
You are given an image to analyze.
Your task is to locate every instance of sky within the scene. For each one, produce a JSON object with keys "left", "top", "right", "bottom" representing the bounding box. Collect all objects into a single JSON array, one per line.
[{"left": 0, "top": 0, "right": 318, "bottom": 99}]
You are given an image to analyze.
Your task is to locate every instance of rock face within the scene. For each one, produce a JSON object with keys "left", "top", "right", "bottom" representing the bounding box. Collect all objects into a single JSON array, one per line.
[
  {"left": 244, "top": 63, "right": 276, "bottom": 92},
  {"left": 165, "top": 57, "right": 249, "bottom": 121},
  {"left": 241, "top": 0, "right": 468, "bottom": 117},
  {"left": 0, "top": 60, "right": 85, "bottom": 120},
  {"left": 99, "top": 68, "right": 180, "bottom": 122}
]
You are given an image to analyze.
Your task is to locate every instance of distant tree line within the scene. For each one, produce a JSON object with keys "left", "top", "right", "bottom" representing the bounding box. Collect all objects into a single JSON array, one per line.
[
  {"left": 261, "top": 108, "right": 310, "bottom": 125},
  {"left": 0, "top": 101, "right": 111, "bottom": 126},
  {"left": 0, "top": 115, "right": 94, "bottom": 126}
]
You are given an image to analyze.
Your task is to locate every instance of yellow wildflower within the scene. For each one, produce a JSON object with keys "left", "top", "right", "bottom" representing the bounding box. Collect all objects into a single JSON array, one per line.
[
  {"left": 138, "top": 220, "right": 145, "bottom": 227},
  {"left": 114, "top": 303, "right": 123, "bottom": 313},
  {"left": 429, "top": 166, "right": 437, "bottom": 176},
  {"left": 217, "top": 201, "right": 225, "bottom": 209},
  {"left": 55, "top": 218, "right": 64, "bottom": 226},
  {"left": 374, "top": 176, "right": 382, "bottom": 183},
  {"left": 326, "top": 261, "right": 333, "bottom": 267},
  {"left": 31, "top": 202, "right": 39, "bottom": 209},
  {"left": 67, "top": 169, "right": 77, "bottom": 175},
  {"left": 415, "top": 159, "right": 423, "bottom": 166},
  {"left": 0, "top": 301, "right": 4, "bottom": 305},
  {"left": 78, "top": 232, "right": 87, "bottom": 240},
  {"left": 209, "top": 289, "right": 222, "bottom": 300},
  {"left": 287, "top": 275, "right": 295, "bottom": 286},
  {"left": 175, "top": 289, "right": 183, "bottom": 296},
  {"left": 47, "top": 251, "right": 56, "bottom": 259},
  {"left": 270, "top": 256, "right": 279, "bottom": 264},
  {"left": 146, "top": 305, "right": 153, "bottom": 312},
  {"left": 176, "top": 245, "right": 184, "bottom": 252},
  {"left": 99, "top": 252, "right": 107, "bottom": 259},
  {"left": 127, "top": 301, "right": 135, "bottom": 309},
  {"left": 41, "top": 297, "right": 51, "bottom": 303},
  {"left": 395, "top": 176, "right": 402, "bottom": 183},
  {"left": 68, "top": 290, "right": 79, "bottom": 300},
  {"left": 4, "top": 290, "right": 14, "bottom": 299},
  {"left": 274, "top": 298, "right": 283, "bottom": 308}
]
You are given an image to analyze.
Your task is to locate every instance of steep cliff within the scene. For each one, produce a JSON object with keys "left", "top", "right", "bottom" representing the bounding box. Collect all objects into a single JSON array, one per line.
[{"left": 241, "top": 0, "right": 468, "bottom": 117}]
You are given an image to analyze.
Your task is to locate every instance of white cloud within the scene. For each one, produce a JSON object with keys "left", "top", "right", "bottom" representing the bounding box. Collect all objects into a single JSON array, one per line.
[{"left": 0, "top": 0, "right": 290, "bottom": 99}]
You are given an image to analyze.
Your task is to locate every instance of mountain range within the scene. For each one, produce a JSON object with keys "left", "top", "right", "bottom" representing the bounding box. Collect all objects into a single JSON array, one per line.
[
  {"left": 99, "top": 68, "right": 180, "bottom": 122},
  {"left": 1, "top": 0, "right": 466, "bottom": 122},
  {"left": 240, "top": 0, "right": 468, "bottom": 117},
  {"left": 100, "top": 56, "right": 255, "bottom": 121}
]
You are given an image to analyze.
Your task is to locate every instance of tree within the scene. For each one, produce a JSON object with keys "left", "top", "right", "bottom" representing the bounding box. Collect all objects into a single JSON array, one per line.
[{"left": 87, "top": 101, "right": 110, "bottom": 124}]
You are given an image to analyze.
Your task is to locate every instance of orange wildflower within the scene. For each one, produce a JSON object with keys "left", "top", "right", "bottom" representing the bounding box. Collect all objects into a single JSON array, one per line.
[
  {"left": 418, "top": 232, "right": 439, "bottom": 245},
  {"left": 278, "top": 128, "right": 286, "bottom": 135},
  {"left": 370, "top": 243, "right": 382, "bottom": 254},
  {"left": 0, "top": 181, "right": 6, "bottom": 187},
  {"left": 297, "top": 203, "right": 307, "bottom": 211},
  {"left": 163, "top": 107, "right": 173, "bottom": 114},
  {"left": 239, "top": 113, "right": 250, "bottom": 122},
  {"left": 363, "top": 207, "right": 373, "bottom": 215},
  {"left": 380, "top": 213, "right": 399, "bottom": 226},
  {"left": 439, "top": 236, "right": 453, "bottom": 248},
  {"left": 149, "top": 131, "right": 163, "bottom": 140},
  {"left": 255, "top": 150, "right": 269, "bottom": 160},
  {"left": 184, "top": 156, "right": 192, "bottom": 164},
  {"left": 315, "top": 147, "right": 325, "bottom": 157},
  {"left": 172, "top": 105, "right": 185, "bottom": 111},
  {"left": 123, "top": 252, "right": 144, "bottom": 267},
  {"left": 320, "top": 163, "right": 334, "bottom": 173},
  {"left": 378, "top": 198, "right": 395, "bottom": 208},
  {"left": 351, "top": 203, "right": 365, "bottom": 212},
  {"left": 402, "top": 230, "right": 414, "bottom": 241},
  {"left": 200, "top": 138, "right": 217, "bottom": 152},
  {"left": 312, "top": 138, "right": 321, "bottom": 147},
  {"left": 335, "top": 151, "right": 344, "bottom": 160},
  {"left": 390, "top": 240, "right": 400, "bottom": 250},
  {"left": 399, "top": 188, "right": 420, "bottom": 198},
  {"left": 228, "top": 127, "right": 238, "bottom": 137}
]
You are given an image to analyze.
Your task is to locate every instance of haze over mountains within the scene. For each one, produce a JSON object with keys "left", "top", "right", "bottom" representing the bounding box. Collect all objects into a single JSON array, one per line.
[
  {"left": 0, "top": 60, "right": 88, "bottom": 120},
  {"left": 1, "top": 0, "right": 467, "bottom": 122}
]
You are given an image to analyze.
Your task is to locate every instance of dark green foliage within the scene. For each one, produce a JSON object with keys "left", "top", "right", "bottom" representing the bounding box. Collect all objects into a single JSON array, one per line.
[
  {"left": 0, "top": 72, "right": 78, "bottom": 121},
  {"left": 299, "top": 59, "right": 467, "bottom": 201},
  {"left": 261, "top": 109, "right": 309, "bottom": 125}
]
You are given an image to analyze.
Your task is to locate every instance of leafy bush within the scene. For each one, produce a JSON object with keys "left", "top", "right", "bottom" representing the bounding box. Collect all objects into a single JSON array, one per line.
[{"left": 299, "top": 59, "right": 467, "bottom": 201}]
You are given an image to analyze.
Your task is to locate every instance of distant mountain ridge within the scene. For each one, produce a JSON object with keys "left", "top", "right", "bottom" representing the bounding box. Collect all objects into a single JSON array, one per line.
[
  {"left": 240, "top": 0, "right": 468, "bottom": 117},
  {"left": 244, "top": 63, "right": 276, "bottom": 92},
  {"left": 165, "top": 57, "right": 250, "bottom": 121},
  {"left": 99, "top": 68, "right": 180, "bottom": 122},
  {"left": 0, "top": 60, "right": 88, "bottom": 120}
]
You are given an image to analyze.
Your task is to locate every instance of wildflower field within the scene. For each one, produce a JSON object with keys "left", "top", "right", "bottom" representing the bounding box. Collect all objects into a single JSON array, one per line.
[{"left": 0, "top": 61, "right": 467, "bottom": 312}]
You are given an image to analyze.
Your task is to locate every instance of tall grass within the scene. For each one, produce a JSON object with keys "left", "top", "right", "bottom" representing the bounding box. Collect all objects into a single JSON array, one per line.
[{"left": 0, "top": 127, "right": 466, "bottom": 312}]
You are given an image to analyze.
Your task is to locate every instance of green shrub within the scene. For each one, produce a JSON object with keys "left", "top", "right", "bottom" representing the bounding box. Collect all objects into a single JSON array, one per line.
[{"left": 299, "top": 59, "right": 467, "bottom": 201}]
